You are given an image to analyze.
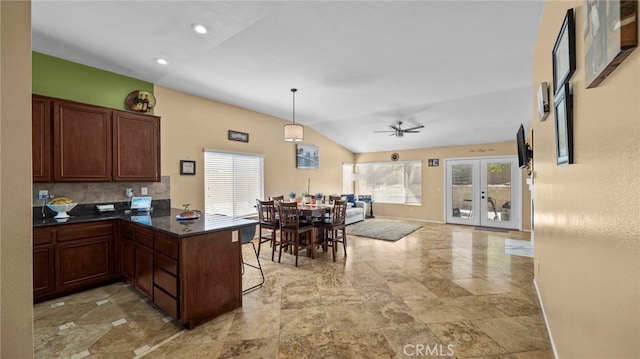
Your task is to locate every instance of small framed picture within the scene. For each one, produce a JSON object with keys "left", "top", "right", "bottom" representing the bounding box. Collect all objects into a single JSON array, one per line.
[
  {"left": 428, "top": 158, "right": 439, "bottom": 167},
  {"left": 180, "top": 160, "right": 196, "bottom": 175},
  {"left": 228, "top": 130, "right": 249, "bottom": 143},
  {"left": 554, "top": 83, "right": 573, "bottom": 166},
  {"left": 537, "top": 82, "right": 550, "bottom": 121},
  {"left": 552, "top": 8, "right": 576, "bottom": 95}
]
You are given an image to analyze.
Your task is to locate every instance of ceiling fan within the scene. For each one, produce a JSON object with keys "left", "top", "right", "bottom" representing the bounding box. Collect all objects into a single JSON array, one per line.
[{"left": 374, "top": 121, "right": 424, "bottom": 137}]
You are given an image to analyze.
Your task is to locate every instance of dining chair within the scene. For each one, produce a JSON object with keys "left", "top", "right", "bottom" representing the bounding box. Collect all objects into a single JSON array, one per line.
[
  {"left": 315, "top": 199, "right": 348, "bottom": 262},
  {"left": 323, "top": 195, "right": 343, "bottom": 220},
  {"left": 269, "top": 195, "right": 285, "bottom": 202},
  {"left": 278, "top": 201, "right": 315, "bottom": 267},
  {"left": 256, "top": 199, "right": 279, "bottom": 260},
  {"left": 328, "top": 195, "right": 342, "bottom": 203}
]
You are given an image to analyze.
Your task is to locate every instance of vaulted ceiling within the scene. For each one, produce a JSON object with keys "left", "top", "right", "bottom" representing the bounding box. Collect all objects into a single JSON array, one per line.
[{"left": 32, "top": 1, "right": 543, "bottom": 153}]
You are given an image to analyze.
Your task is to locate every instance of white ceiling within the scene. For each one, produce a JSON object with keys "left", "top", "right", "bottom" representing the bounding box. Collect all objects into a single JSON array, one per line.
[{"left": 31, "top": 1, "right": 543, "bottom": 154}]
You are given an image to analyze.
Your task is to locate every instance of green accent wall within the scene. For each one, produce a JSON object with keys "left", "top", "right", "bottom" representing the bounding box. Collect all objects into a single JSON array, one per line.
[{"left": 32, "top": 52, "right": 153, "bottom": 110}]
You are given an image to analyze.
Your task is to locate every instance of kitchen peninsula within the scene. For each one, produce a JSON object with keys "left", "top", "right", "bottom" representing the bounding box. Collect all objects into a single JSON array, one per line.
[{"left": 33, "top": 208, "right": 257, "bottom": 329}]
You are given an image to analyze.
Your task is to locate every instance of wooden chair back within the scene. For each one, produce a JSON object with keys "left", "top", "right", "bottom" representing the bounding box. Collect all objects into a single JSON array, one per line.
[
  {"left": 330, "top": 199, "right": 348, "bottom": 226},
  {"left": 328, "top": 195, "right": 342, "bottom": 203},
  {"left": 256, "top": 199, "right": 277, "bottom": 225},
  {"left": 278, "top": 201, "right": 301, "bottom": 228}
]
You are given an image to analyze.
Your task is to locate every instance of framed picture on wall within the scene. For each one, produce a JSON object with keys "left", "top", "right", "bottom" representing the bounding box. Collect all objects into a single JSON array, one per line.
[
  {"left": 584, "top": 0, "right": 638, "bottom": 88},
  {"left": 296, "top": 144, "right": 319, "bottom": 169},
  {"left": 180, "top": 160, "right": 196, "bottom": 175},
  {"left": 554, "top": 83, "right": 573, "bottom": 166},
  {"left": 552, "top": 8, "right": 576, "bottom": 95}
]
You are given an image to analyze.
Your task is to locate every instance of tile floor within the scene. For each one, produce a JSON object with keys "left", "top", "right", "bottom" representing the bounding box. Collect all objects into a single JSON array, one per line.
[{"left": 33, "top": 219, "right": 553, "bottom": 358}]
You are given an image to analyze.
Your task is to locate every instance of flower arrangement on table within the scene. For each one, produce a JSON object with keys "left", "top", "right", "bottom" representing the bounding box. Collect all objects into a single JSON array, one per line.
[
  {"left": 301, "top": 192, "right": 311, "bottom": 204},
  {"left": 289, "top": 192, "right": 296, "bottom": 201},
  {"left": 315, "top": 193, "right": 323, "bottom": 203}
]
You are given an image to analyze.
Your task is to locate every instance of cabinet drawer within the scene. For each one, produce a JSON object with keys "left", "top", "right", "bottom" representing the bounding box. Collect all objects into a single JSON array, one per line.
[
  {"left": 154, "top": 266, "right": 178, "bottom": 297},
  {"left": 154, "top": 235, "right": 178, "bottom": 258},
  {"left": 154, "top": 286, "right": 178, "bottom": 319},
  {"left": 57, "top": 223, "right": 113, "bottom": 242},
  {"left": 135, "top": 230, "right": 153, "bottom": 248},
  {"left": 34, "top": 229, "right": 53, "bottom": 245},
  {"left": 154, "top": 252, "right": 177, "bottom": 275}
]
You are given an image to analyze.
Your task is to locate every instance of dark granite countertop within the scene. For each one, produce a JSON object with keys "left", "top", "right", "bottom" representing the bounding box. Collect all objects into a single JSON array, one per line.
[{"left": 33, "top": 208, "right": 258, "bottom": 238}]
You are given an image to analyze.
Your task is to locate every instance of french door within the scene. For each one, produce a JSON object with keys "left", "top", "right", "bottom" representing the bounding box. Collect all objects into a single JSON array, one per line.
[{"left": 445, "top": 157, "right": 521, "bottom": 229}]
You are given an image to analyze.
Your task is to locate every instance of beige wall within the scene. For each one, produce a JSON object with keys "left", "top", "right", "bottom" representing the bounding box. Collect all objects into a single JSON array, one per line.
[
  {"left": 154, "top": 85, "right": 531, "bottom": 228},
  {"left": 532, "top": 1, "right": 640, "bottom": 358},
  {"left": 153, "top": 85, "right": 355, "bottom": 210},
  {"left": 0, "top": 1, "right": 35, "bottom": 357},
  {"left": 355, "top": 142, "right": 531, "bottom": 229}
]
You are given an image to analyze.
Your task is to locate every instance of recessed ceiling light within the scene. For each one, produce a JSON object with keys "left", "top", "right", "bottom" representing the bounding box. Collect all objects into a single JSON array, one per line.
[
  {"left": 155, "top": 58, "right": 169, "bottom": 65},
  {"left": 192, "top": 23, "right": 208, "bottom": 34}
]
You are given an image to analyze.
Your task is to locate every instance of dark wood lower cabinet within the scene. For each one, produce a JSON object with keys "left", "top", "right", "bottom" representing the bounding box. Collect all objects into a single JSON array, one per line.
[
  {"left": 33, "top": 221, "right": 116, "bottom": 303},
  {"left": 57, "top": 236, "right": 112, "bottom": 292},
  {"left": 119, "top": 222, "right": 241, "bottom": 328},
  {"left": 134, "top": 242, "right": 153, "bottom": 299},
  {"left": 180, "top": 230, "right": 241, "bottom": 328},
  {"left": 34, "top": 218, "right": 244, "bottom": 329},
  {"left": 33, "top": 245, "right": 55, "bottom": 297},
  {"left": 120, "top": 238, "right": 135, "bottom": 283}
]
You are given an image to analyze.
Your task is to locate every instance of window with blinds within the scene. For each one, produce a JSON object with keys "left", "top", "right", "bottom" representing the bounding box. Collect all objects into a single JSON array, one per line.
[{"left": 204, "top": 149, "right": 264, "bottom": 217}]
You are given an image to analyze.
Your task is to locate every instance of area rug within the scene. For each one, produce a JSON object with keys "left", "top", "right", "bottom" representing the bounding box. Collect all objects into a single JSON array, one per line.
[{"left": 347, "top": 220, "right": 421, "bottom": 241}]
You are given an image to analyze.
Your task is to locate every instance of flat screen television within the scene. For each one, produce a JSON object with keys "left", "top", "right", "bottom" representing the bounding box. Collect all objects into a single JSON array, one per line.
[{"left": 517, "top": 124, "right": 533, "bottom": 168}]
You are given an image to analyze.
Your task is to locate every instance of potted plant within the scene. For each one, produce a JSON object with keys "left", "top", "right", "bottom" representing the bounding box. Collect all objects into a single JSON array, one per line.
[
  {"left": 315, "top": 192, "right": 323, "bottom": 203},
  {"left": 289, "top": 192, "right": 296, "bottom": 202},
  {"left": 181, "top": 203, "right": 194, "bottom": 216},
  {"left": 301, "top": 192, "right": 311, "bottom": 204}
]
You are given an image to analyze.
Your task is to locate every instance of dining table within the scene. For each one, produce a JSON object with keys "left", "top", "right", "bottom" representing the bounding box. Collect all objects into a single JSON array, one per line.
[
  {"left": 283, "top": 202, "right": 332, "bottom": 259},
  {"left": 297, "top": 203, "right": 332, "bottom": 219}
]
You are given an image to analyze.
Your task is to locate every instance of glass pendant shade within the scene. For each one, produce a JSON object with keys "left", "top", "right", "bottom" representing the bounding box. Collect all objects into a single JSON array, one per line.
[
  {"left": 284, "top": 123, "right": 304, "bottom": 142},
  {"left": 284, "top": 88, "right": 304, "bottom": 142}
]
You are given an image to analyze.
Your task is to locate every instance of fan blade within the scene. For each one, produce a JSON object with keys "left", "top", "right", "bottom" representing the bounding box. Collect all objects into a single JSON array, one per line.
[
  {"left": 374, "top": 130, "right": 395, "bottom": 133},
  {"left": 402, "top": 125, "right": 424, "bottom": 132}
]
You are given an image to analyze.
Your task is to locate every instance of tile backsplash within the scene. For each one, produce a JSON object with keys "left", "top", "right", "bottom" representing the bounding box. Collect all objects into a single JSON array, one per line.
[{"left": 32, "top": 176, "right": 170, "bottom": 207}]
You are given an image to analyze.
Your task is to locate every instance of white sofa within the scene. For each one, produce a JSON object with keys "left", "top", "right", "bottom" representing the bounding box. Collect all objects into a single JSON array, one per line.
[{"left": 345, "top": 201, "right": 366, "bottom": 225}]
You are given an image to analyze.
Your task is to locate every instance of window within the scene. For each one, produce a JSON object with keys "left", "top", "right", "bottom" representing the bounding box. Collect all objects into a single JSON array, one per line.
[
  {"left": 342, "top": 163, "right": 354, "bottom": 194},
  {"left": 354, "top": 161, "right": 422, "bottom": 204},
  {"left": 204, "top": 149, "right": 264, "bottom": 217}
]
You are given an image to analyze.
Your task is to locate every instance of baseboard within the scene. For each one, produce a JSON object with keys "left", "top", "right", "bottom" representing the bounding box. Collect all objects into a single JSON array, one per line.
[
  {"left": 533, "top": 278, "right": 559, "bottom": 359},
  {"left": 373, "top": 215, "right": 445, "bottom": 224}
]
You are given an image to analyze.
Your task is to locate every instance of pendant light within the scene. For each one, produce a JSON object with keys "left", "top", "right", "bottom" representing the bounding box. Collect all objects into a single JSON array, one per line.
[{"left": 284, "top": 88, "right": 304, "bottom": 142}]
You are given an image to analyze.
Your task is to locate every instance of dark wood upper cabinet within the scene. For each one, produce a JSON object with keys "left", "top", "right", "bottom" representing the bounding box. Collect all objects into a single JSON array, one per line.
[
  {"left": 112, "top": 110, "right": 160, "bottom": 182},
  {"left": 53, "top": 100, "right": 112, "bottom": 182},
  {"left": 32, "top": 95, "right": 53, "bottom": 182},
  {"left": 33, "top": 95, "right": 161, "bottom": 183}
]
